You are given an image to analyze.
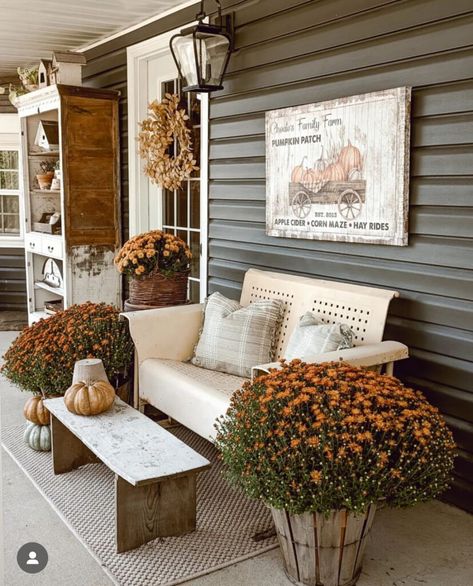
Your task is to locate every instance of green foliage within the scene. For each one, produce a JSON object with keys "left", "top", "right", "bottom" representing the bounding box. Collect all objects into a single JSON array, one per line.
[{"left": 215, "top": 360, "right": 456, "bottom": 515}]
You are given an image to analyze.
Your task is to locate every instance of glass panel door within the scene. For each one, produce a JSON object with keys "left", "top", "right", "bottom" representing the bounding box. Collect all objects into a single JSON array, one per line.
[{"left": 160, "top": 79, "right": 202, "bottom": 303}]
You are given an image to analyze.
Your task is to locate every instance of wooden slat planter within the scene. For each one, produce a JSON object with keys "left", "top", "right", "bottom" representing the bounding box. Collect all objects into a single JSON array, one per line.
[{"left": 271, "top": 505, "right": 377, "bottom": 586}]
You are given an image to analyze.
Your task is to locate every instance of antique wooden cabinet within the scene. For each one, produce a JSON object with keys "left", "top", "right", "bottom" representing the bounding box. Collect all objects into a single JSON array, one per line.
[{"left": 16, "top": 85, "right": 121, "bottom": 324}]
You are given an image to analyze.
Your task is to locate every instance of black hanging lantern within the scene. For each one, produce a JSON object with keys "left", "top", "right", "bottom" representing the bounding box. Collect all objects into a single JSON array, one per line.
[{"left": 170, "top": 0, "right": 233, "bottom": 93}]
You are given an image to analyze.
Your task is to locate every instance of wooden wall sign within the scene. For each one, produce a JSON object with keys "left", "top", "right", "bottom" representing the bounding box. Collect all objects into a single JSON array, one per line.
[{"left": 265, "top": 87, "right": 411, "bottom": 246}]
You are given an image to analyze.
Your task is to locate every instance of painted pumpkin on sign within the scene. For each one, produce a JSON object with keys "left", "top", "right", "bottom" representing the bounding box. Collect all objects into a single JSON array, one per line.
[
  {"left": 338, "top": 140, "right": 363, "bottom": 175},
  {"left": 323, "top": 162, "right": 346, "bottom": 182},
  {"left": 23, "top": 395, "right": 50, "bottom": 425},
  {"left": 64, "top": 380, "right": 115, "bottom": 416},
  {"left": 24, "top": 422, "right": 51, "bottom": 452},
  {"left": 302, "top": 168, "right": 317, "bottom": 183},
  {"left": 290, "top": 156, "right": 308, "bottom": 183},
  {"left": 348, "top": 167, "right": 362, "bottom": 181}
]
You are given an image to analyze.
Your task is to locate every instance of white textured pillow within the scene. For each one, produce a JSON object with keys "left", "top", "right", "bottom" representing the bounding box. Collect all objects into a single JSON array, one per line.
[
  {"left": 192, "top": 292, "right": 284, "bottom": 377},
  {"left": 284, "top": 312, "right": 354, "bottom": 362}
]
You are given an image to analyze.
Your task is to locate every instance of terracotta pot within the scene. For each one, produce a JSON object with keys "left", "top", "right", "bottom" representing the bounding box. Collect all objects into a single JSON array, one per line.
[
  {"left": 271, "top": 504, "right": 377, "bottom": 586},
  {"left": 36, "top": 172, "right": 54, "bottom": 190},
  {"left": 128, "top": 269, "right": 189, "bottom": 307}
]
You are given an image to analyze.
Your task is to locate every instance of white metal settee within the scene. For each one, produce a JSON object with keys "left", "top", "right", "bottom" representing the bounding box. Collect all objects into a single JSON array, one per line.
[{"left": 122, "top": 269, "right": 408, "bottom": 441}]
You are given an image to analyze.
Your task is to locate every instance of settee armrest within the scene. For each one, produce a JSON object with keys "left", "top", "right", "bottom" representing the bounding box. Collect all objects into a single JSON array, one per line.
[
  {"left": 251, "top": 340, "right": 409, "bottom": 379},
  {"left": 121, "top": 303, "right": 204, "bottom": 364}
]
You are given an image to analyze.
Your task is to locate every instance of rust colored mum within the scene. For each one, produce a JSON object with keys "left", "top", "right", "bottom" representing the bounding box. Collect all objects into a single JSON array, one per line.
[
  {"left": 114, "top": 229, "right": 191, "bottom": 279},
  {"left": 215, "top": 360, "right": 455, "bottom": 515},
  {"left": 1, "top": 303, "right": 133, "bottom": 396}
]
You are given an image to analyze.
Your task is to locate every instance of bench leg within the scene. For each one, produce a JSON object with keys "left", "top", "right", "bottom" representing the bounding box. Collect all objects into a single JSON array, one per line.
[
  {"left": 115, "top": 473, "right": 197, "bottom": 553},
  {"left": 50, "top": 414, "right": 100, "bottom": 474}
]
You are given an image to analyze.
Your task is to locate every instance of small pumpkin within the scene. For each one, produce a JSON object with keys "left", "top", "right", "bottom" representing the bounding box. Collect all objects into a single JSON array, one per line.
[
  {"left": 64, "top": 379, "right": 116, "bottom": 416},
  {"left": 302, "top": 167, "right": 317, "bottom": 183},
  {"left": 23, "top": 395, "right": 50, "bottom": 425},
  {"left": 290, "top": 156, "right": 308, "bottom": 182},
  {"left": 348, "top": 167, "right": 362, "bottom": 181},
  {"left": 24, "top": 422, "right": 51, "bottom": 452},
  {"left": 338, "top": 140, "right": 362, "bottom": 175},
  {"left": 323, "top": 162, "right": 346, "bottom": 182}
]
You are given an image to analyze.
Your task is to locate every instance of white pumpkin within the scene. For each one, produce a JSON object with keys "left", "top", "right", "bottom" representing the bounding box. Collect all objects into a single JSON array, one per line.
[
  {"left": 24, "top": 422, "right": 51, "bottom": 452},
  {"left": 348, "top": 167, "right": 362, "bottom": 181}
]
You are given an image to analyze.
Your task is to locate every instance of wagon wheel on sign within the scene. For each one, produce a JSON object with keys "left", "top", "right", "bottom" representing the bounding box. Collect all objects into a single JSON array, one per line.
[
  {"left": 338, "top": 189, "right": 362, "bottom": 220},
  {"left": 291, "top": 191, "right": 311, "bottom": 218}
]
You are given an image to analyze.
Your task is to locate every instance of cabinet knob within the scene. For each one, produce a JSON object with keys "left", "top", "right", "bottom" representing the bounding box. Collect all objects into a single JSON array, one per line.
[
  {"left": 48, "top": 245, "right": 53, "bottom": 252},
  {"left": 30, "top": 242, "right": 35, "bottom": 248}
]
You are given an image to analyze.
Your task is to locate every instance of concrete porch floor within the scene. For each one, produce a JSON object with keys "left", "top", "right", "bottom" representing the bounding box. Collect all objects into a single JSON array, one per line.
[{"left": 1, "top": 330, "right": 472, "bottom": 586}]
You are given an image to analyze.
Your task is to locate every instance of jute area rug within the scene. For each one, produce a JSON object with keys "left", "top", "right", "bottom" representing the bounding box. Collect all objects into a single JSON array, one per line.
[{"left": 2, "top": 424, "right": 278, "bottom": 586}]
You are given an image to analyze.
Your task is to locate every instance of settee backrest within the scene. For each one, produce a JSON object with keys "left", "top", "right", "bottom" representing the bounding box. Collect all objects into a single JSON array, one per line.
[{"left": 240, "top": 269, "right": 398, "bottom": 359}]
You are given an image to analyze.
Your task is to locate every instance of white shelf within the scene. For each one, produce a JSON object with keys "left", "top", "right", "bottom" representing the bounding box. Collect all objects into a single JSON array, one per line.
[
  {"left": 34, "top": 281, "right": 64, "bottom": 296},
  {"left": 30, "top": 311, "right": 50, "bottom": 324},
  {"left": 30, "top": 189, "right": 61, "bottom": 195},
  {"left": 29, "top": 151, "right": 60, "bottom": 158}
]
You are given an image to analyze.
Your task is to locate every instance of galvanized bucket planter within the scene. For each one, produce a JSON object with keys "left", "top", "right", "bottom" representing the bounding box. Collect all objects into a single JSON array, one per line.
[{"left": 271, "top": 504, "right": 377, "bottom": 586}]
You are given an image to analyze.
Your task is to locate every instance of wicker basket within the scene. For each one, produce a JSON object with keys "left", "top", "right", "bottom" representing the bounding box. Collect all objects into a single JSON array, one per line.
[{"left": 128, "top": 269, "right": 189, "bottom": 307}]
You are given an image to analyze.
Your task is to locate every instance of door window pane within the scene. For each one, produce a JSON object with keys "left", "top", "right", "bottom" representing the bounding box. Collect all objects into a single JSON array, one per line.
[
  {"left": 190, "top": 180, "right": 200, "bottom": 229},
  {"left": 3, "top": 195, "right": 19, "bottom": 213},
  {"left": 189, "top": 280, "right": 200, "bottom": 303},
  {"left": 3, "top": 213, "right": 20, "bottom": 233},
  {"left": 0, "top": 150, "right": 20, "bottom": 236},
  {"left": 0, "top": 170, "right": 19, "bottom": 189},
  {"left": 176, "top": 187, "right": 187, "bottom": 227},
  {"left": 190, "top": 231, "right": 200, "bottom": 278},
  {"left": 163, "top": 189, "right": 174, "bottom": 226},
  {"left": 157, "top": 79, "right": 202, "bottom": 301}
]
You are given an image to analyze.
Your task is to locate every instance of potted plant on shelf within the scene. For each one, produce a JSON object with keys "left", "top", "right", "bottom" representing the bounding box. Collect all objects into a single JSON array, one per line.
[
  {"left": 17, "top": 66, "right": 39, "bottom": 92},
  {"left": 0, "top": 66, "right": 39, "bottom": 106},
  {"left": 36, "top": 160, "right": 56, "bottom": 190},
  {"left": 114, "top": 230, "right": 192, "bottom": 309},
  {"left": 215, "top": 360, "right": 455, "bottom": 586}
]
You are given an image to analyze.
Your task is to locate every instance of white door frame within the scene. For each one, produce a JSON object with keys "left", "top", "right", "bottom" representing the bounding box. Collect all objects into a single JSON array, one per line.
[{"left": 126, "top": 26, "right": 208, "bottom": 300}]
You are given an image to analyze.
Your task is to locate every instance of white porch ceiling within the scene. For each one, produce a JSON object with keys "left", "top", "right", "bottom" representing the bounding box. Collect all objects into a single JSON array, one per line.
[{"left": 0, "top": 0, "right": 193, "bottom": 75}]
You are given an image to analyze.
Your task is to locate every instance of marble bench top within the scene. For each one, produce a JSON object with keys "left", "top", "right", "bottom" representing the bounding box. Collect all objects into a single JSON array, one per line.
[{"left": 44, "top": 397, "right": 211, "bottom": 486}]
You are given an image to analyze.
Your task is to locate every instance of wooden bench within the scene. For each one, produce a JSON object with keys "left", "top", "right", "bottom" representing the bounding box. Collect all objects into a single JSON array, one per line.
[{"left": 44, "top": 397, "right": 211, "bottom": 553}]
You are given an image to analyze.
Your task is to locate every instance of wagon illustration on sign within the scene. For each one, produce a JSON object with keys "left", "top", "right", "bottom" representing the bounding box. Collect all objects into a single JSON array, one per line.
[
  {"left": 289, "top": 179, "right": 366, "bottom": 220},
  {"left": 289, "top": 141, "right": 366, "bottom": 220}
]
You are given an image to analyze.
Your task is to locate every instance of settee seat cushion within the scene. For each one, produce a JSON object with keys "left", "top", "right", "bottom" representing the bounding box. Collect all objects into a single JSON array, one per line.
[{"left": 139, "top": 359, "right": 248, "bottom": 441}]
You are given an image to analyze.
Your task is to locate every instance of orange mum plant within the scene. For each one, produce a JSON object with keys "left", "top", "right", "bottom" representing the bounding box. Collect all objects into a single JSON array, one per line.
[
  {"left": 114, "top": 230, "right": 191, "bottom": 279},
  {"left": 1, "top": 303, "right": 133, "bottom": 396},
  {"left": 215, "top": 360, "right": 455, "bottom": 515}
]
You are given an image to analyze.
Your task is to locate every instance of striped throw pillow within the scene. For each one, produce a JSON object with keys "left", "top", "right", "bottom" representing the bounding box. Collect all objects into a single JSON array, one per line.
[
  {"left": 284, "top": 311, "right": 354, "bottom": 361},
  {"left": 192, "top": 292, "right": 284, "bottom": 377}
]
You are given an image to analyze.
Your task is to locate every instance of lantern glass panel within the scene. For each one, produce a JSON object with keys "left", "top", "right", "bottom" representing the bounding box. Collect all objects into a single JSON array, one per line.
[
  {"left": 172, "top": 34, "right": 199, "bottom": 89},
  {"left": 195, "top": 31, "right": 230, "bottom": 88}
]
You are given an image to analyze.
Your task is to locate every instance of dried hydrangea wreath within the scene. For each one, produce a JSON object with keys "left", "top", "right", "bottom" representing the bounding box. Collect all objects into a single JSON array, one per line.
[{"left": 138, "top": 93, "right": 199, "bottom": 190}]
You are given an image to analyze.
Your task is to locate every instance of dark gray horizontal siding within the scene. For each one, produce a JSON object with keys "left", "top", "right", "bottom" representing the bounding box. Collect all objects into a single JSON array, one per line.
[
  {"left": 85, "top": 0, "right": 473, "bottom": 511},
  {"left": 0, "top": 248, "right": 26, "bottom": 310},
  {"left": 207, "top": 0, "right": 473, "bottom": 512}
]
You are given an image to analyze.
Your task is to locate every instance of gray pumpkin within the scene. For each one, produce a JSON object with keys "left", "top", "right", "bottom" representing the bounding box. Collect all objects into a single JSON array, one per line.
[{"left": 24, "top": 422, "right": 51, "bottom": 452}]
